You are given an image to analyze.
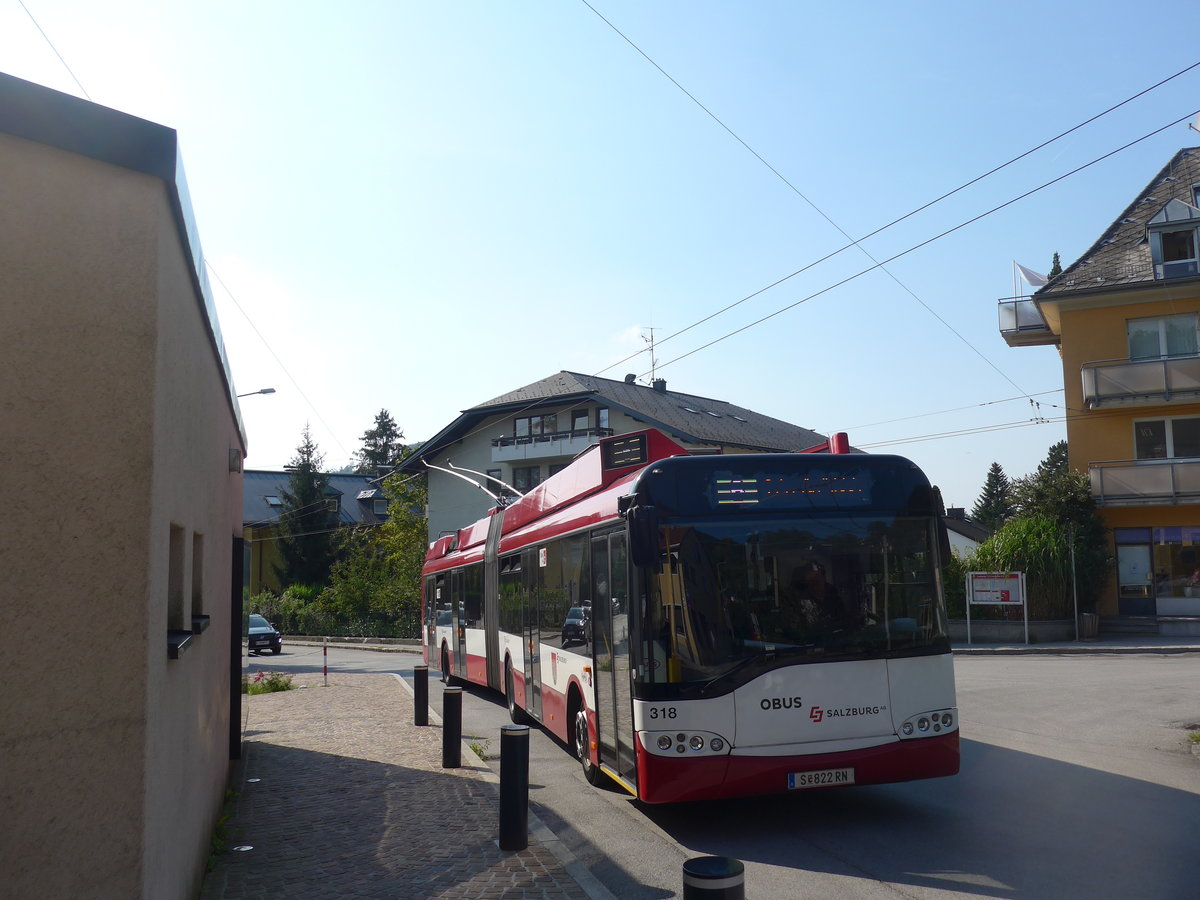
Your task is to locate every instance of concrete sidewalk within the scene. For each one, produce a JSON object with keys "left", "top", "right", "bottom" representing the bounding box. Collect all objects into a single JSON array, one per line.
[{"left": 201, "top": 672, "right": 613, "bottom": 900}]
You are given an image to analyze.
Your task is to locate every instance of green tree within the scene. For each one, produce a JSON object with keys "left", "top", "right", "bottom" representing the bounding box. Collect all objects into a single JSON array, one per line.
[
  {"left": 1008, "top": 440, "right": 1109, "bottom": 611},
  {"left": 355, "top": 409, "right": 405, "bottom": 476},
  {"left": 309, "top": 471, "right": 427, "bottom": 638},
  {"left": 1047, "top": 251, "right": 1063, "bottom": 281},
  {"left": 274, "top": 425, "right": 340, "bottom": 589},
  {"left": 971, "top": 462, "right": 1013, "bottom": 530}
]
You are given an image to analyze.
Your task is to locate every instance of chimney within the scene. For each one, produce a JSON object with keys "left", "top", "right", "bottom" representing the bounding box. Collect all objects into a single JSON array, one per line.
[
  {"left": 624, "top": 373, "right": 637, "bottom": 384},
  {"left": 946, "top": 507, "right": 966, "bottom": 520},
  {"left": 652, "top": 378, "right": 667, "bottom": 393}
]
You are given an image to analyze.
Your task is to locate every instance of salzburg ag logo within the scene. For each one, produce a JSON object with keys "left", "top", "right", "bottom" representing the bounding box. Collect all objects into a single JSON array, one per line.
[{"left": 809, "top": 706, "right": 824, "bottom": 723}]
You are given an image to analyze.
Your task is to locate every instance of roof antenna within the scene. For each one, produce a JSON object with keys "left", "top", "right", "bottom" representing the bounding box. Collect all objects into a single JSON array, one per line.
[{"left": 641, "top": 327, "right": 658, "bottom": 384}]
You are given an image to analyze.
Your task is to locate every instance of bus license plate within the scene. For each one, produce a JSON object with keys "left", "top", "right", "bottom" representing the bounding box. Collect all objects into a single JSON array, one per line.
[{"left": 789, "top": 768, "right": 855, "bottom": 789}]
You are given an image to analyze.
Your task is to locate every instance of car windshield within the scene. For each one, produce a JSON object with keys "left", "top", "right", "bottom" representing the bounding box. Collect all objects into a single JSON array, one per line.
[
  {"left": 248, "top": 614, "right": 270, "bottom": 629},
  {"left": 641, "top": 514, "right": 949, "bottom": 697},
  {"left": 567, "top": 607, "right": 586, "bottom": 620}
]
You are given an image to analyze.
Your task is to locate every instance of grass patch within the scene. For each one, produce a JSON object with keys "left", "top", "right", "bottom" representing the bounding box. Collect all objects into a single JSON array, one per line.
[
  {"left": 207, "top": 789, "right": 239, "bottom": 870},
  {"left": 1188, "top": 731, "right": 1200, "bottom": 745},
  {"left": 468, "top": 738, "right": 490, "bottom": 761},
  {"left": 242, "top": 670, "right": 295, "bottom": 695}
]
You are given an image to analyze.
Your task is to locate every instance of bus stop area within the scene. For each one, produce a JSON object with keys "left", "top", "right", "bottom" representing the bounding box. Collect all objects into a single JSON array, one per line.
[
  {"left": 203, "top": 633, "right": 1200, "bottom": 899},
  {"left": 201, "top": 670, "right": 612, "bottom": 900}
]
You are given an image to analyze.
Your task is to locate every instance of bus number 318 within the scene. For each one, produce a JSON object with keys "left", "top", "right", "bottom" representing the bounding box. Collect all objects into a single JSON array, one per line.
[{"left": 648, "top": 707, "right": 677, "bottom": 720}]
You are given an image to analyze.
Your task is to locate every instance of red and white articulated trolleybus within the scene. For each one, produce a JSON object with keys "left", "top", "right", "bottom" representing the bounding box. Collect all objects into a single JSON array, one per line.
[{"left": 422, "top": 429, "right": 959, "bottom": 803}]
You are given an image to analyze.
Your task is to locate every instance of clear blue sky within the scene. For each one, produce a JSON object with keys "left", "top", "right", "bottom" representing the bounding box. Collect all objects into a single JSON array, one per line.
[{"left": 5, "top": 1, "right": 1200, "bottom": 508}]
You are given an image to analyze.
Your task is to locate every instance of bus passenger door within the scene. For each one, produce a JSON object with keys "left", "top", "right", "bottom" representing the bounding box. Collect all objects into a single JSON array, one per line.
[
  {"left": 523, "top": 553, "right": 542, "bottom": 720},
  {"left": 452, "top": 569, "right": 467, "bottom": 680},
  {"left": 592, "top": 532, "right": 637, "bottom": 784}
]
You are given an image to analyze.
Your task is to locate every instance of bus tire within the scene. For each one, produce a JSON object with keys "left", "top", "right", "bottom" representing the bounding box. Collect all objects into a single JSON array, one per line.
[
  {"left": 573, "top": 703, "right": 603, "bottom": 786},
  {"left": 441, "top": 645, "right": 454, "bottom": 685},
  {"left": 505, "top": 661, "right": 528, "bottom": 725}
]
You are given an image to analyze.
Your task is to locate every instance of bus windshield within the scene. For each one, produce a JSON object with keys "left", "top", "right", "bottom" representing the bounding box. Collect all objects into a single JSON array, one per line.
[{"left": 641, "top": 514, "right": 949, "bottom": 697}]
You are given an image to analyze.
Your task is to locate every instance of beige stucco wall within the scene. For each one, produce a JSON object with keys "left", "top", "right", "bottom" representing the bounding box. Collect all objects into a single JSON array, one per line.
[{"left": 0, "top": 125, "right": 243, "bottom": 898}]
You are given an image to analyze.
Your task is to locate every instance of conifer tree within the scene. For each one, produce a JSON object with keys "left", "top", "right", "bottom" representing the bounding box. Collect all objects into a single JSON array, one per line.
[
  {"left": 1047, "top": 251, "right": 1062, "bottom": 281},
  {"left": 274, "top": 425, "right": 340, "bottom": 588},
  {"left": 355, "top": 409, "right": 405, "bottom": 476},
  {"left": 971, "top": 462, "right": 1013, "bottom": 530}
]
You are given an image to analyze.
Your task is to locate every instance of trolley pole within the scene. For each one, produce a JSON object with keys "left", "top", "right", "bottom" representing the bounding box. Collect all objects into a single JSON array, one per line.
[
  {"left": 682, "top": 856, "right": 745, "bottom": 900},
  {"left": 413, "top": 665, "right": 429, "bottom": 726},
  {"left": 442, "top": 686, "right": 462, "bottom": 768},
  {"left": 498, "top": 725, "right": 530, "bottom": 851}
]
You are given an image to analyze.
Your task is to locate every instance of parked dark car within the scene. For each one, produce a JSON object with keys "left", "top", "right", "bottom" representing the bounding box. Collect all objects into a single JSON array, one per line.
[
  {"left": 248, "top": 613, "right": 282, "bottom": 655},
  {"left": 562, "top": 606, "right": 591, "bottom": 645}
]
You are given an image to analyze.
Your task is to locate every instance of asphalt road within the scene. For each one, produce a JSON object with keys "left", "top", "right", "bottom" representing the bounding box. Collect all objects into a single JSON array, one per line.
[{"left": 249, "top": 644, "right": 1200, "bottom": 898}]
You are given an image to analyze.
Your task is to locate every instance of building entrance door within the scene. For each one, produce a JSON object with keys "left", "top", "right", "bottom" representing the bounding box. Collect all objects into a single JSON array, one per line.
[{"left": 1117, "top": 544, "right": 1156, "bottom": 616}]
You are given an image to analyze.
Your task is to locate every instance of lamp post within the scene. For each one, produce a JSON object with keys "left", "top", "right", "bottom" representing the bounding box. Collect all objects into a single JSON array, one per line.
[{"left": 237, "top": 388, "right": 276, "bottom": 398}]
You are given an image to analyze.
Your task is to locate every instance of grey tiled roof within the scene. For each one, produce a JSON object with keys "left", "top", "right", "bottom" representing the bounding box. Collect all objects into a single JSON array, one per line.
[
  {"left": 398, "top": 371, "right": 831, "bottom": 471},
  {"left": 243, "top": 470, "right": 388, "bottom": 527},
  {"left": 472, "top": 371, "right": 827, "bottom": 450},
  {"left": 1039, "top": 146, "right": 1200, "bottom": 296}
]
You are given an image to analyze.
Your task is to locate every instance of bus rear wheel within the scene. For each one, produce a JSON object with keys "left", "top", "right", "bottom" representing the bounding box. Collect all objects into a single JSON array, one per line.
[{"left": 574, "top": 706, "right": 603, "bottom": 786}]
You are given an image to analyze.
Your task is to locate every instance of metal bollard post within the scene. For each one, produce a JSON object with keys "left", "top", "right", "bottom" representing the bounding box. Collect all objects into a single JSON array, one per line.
[
  {"left": 682, "top": 856, "right": 744, "bottom": 900},
  {"left": 413, "top": 665, "right": 429, "bottom": 726},
  {"left": 498, "top": 725, "right": 530, "bottom": 851},
  {"left": 442, "top": 686, "right": 462, "bottom": 768}
]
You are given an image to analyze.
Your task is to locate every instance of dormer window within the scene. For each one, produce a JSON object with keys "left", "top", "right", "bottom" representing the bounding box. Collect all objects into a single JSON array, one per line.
[{"left": 1147, "top": 198, "right": 1200, "bottom": 279}]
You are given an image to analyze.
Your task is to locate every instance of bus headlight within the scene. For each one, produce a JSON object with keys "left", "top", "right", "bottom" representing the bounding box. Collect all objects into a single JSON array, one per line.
[
  {"left": 643, "top": 730, "right": 732, "bottom": 756},
  {"left": 898, "top": 709, "right": 957, "bottom": 740}
]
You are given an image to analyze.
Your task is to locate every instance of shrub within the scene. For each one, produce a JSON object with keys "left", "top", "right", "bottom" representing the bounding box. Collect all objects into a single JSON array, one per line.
[{"left": 242, "top": 670, "right": 294, "bottom": 695}]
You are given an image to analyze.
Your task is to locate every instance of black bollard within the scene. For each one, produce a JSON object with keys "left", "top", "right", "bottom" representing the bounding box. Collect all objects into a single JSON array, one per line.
[
  {"left": 498, "top": 725, "right": 530, "bottom": 851},
  {"left": 413, "top": 665, "right": 429, "bottom": 726},
  {"left": 442, "top": 686, "right": 462, "bottom": 768},
  {"left": 682, "top": 856, "right": 744, "bottom": 900}
]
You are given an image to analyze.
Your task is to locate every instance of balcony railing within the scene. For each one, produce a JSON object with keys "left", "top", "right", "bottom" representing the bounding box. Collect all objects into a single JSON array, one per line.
[
  {"left": 1081, "top": 354, "right": 1200, "bottom": 408},
  {"left": 490, "top": 428, "right": 613, "bottom": 463},
  {"left": 997, "top": 297, "right": 1054, "bottom": 347},
  {"left": 1090, "top": 458, "right": 1200, "bottom": 506}
]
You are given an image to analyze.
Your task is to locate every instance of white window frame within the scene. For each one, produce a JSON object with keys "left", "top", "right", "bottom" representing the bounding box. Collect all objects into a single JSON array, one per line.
[
  {"left": 1133, "top": 414, "right": 1200, "bottom": 460},
  {"left": 1127, "top": 313, "right": 1199, "bottom": 360}
]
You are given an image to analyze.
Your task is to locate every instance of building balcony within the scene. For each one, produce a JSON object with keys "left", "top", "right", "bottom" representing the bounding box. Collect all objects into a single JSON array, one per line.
[
  {"left": 1089, "top": 458, "right": 1200, "bottom": 506},
  {"left": 490, "top": 428, "right": 612, "bottom": 463},
  {"left": 997, "top": 297, "right": 1055, "bottom": 347},
  {"left": 1081, "top": 354, "right": 1200, "bottom": 408}
]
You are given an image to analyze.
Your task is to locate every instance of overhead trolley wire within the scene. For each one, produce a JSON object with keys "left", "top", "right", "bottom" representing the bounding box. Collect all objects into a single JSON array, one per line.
[
  {"left": 646, "top": 108, "right": 1200, "bottom": 374},
  {"left": 582, "top": 4, "right": 1200, "bottom": 380}
]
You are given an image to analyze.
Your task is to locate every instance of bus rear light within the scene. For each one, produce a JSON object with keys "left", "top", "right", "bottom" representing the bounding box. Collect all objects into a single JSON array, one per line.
[{"left": 898, "top": 708, "right": 957, "bottom": 740}]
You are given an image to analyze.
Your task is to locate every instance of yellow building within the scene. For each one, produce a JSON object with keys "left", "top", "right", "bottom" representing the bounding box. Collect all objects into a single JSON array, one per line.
[{"left": 1001, "top": 147, "right": 1200, "bottom": 633}]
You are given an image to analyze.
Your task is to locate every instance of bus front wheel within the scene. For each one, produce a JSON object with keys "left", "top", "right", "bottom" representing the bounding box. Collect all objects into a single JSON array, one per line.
[
  {"left": 440, "top": 646, "right": 454, "bottom": 685},
  {"left": 574, "top": 706, "right": 603, "bottom": 786}
]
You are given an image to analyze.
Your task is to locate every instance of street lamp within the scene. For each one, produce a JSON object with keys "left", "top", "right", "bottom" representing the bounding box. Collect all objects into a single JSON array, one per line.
[{"left": 237, "top": 388, "right": 276, "bottom": 398}]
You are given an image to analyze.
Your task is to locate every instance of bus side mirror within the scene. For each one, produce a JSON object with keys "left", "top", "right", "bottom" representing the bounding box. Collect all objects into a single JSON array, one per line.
[{"left": 627, "top": 505, "right": 660, "bottom": 568}]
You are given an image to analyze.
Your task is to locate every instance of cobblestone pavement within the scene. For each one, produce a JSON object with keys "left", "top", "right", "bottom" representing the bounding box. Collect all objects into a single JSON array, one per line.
[{"left": 201, "top": 673, "right": 604, "bottom": 900}]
